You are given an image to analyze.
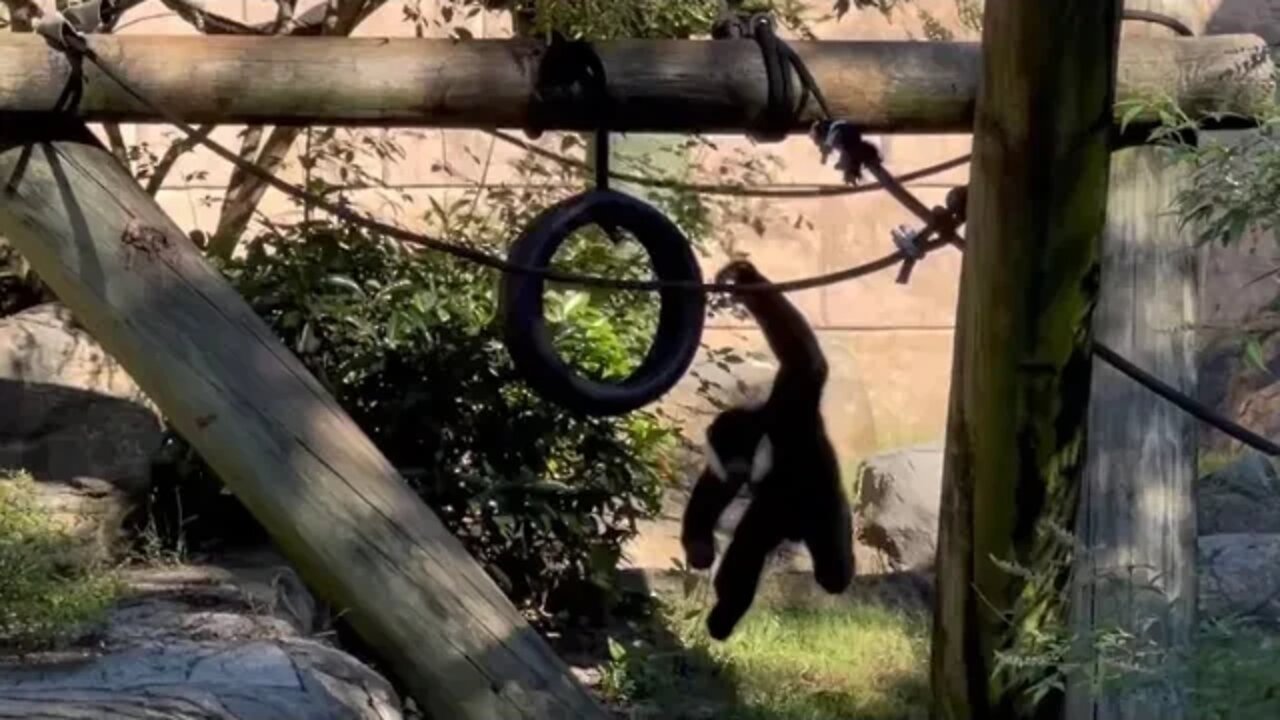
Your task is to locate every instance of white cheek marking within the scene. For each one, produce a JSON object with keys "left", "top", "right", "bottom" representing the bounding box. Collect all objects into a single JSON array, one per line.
[
  {"left": 705, "top": 441, "right": 728, "bottom": 481},
  {"left": 749, "top": 434, "right": 773, "bottom": 483}
]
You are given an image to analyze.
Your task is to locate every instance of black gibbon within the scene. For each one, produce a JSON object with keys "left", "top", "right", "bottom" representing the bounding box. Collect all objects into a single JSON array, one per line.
[{"left": 680, "top": 259, "right": 854, "bottom": 640}]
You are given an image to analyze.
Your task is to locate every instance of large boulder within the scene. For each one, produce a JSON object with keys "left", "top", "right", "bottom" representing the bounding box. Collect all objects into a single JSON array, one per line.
[
  {"left": 0, "top": 303, "right": 163, "bottom": 559},
  {"left": 0, "top": 549, "right": 401, "bottom": 720},
  {"left": 1198, "top": 533, "right": 1280, "bottom": 624},
  {"left": 1198, "top": 451, "right": 1280, "bottom": 535},
  {"left": 853, "top": 443, "right": 943, "bottom": 574}
]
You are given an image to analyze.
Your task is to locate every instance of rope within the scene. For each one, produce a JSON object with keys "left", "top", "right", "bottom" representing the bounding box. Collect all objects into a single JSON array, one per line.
[{"left": 485, "top": 129, "right": 973, "bottom": 199}]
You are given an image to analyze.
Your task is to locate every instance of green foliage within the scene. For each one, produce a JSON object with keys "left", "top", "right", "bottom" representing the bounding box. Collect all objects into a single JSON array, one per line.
[
  {"left": 1117, "top": 78, "right": 1280, "bottom": 250},
  {"left": 212, "top": 218, "right": 673, "bottom": 612},
  {"left": 0, "top": 470, "right": 120, "bottom": 652},
  {"left": 1192, "top": 618, "right": 1280, "bottom": 720},
  {"left": 407, "top": 0, "right": 819, "bottom": 40}
]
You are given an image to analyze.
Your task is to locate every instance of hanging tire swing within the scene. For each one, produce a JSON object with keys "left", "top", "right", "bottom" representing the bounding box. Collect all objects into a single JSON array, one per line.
[
  {"left": 498, "top": 185, "right": 706, "bottom": 417},
  {"left": 499, "top": 36, "right": 707, "bottom": 416}
]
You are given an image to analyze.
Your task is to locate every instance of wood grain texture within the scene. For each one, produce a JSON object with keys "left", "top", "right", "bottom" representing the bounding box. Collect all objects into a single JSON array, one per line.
[
  {"left": 0, "top": 117, "right": 608, "bottom": 720},
  {"left": 930, "top": 2, "right": 1122, "bottom": 718},
  {"left": 1064, "top": 4, "right": 1206, "bottom": 718},
  {"left": 0, "top": 33, "right": 1270, "bottom": 132}
]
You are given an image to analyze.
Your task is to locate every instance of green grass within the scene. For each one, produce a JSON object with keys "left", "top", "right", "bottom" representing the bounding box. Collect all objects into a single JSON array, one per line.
[
  {"left": 599, "top": 591, "right": 930, "bottom": 720},
  {"left": 0, "top": 470, "right": 121, "bottom": 652},
  {"left": 597, "top": 582, "right": 1280, "bottom": 720},
  {"left": 1191, "top": 618, "right": 1280, "bottom": 720}
]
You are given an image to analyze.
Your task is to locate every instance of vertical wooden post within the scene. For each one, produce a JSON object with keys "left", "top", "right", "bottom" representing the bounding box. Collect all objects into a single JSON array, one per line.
[
  {"left": 1064, "top": 3, "right": 1209, "bottom": 719},
  {"left": 0, "top": 117, "right": 610, "bottom": 720},
  {"left": 930, "top": 2, "right": 1122, "bottom": 719}
]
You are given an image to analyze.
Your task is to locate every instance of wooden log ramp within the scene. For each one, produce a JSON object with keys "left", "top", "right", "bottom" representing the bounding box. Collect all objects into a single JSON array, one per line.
[
  {"left": 0, "top": 32, "right": 1271, "bottom": 132},
  {"left": 0, "top": 116, "right": 611, "bottom": 720}
]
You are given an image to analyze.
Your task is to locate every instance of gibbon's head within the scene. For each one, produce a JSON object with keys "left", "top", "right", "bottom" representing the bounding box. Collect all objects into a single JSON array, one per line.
[{"left": 703, "top": 405, "right": 772, "bottom": 486}]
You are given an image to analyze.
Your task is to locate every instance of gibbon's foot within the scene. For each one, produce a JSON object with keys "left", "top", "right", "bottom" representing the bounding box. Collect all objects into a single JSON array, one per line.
[
  {"left": 684, "top": 537, "right": 716, "bottom": 570},
  {"left": 706, "top": 602, "right": 741, "bottom": 641}
]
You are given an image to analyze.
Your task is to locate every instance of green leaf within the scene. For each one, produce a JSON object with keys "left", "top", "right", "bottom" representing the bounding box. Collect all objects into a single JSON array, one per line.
[
  {"left": 1245, "top": 336, "right": 1270, "bottom": 375},
  {"left": 323, "top": 275, "right": 366, "bottom": 297}
]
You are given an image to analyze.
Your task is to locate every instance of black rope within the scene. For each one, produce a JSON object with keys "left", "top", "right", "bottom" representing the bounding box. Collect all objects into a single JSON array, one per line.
[
  {"left": 1093, "top": 343, "right": 1280, "bottom": 455},
  {"left": 486, "top": 129, "right": 973, "bottom": 199}
]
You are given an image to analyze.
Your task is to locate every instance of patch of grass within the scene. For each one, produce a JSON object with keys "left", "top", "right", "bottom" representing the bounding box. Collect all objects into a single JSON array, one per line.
[
  {"left": 1192, "top": 618, "right": 1280, "bottom": 720},
  {"left": 0, "top": 470, "right": 121, "bottom": 652},
  {"left": 600, "top": 590, "right": 930, "bottom": 720}
]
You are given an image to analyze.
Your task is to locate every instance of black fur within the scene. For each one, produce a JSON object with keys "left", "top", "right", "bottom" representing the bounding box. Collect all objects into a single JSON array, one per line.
[{"left": 680, "top": 259, "right": 854, "bottom": 640}]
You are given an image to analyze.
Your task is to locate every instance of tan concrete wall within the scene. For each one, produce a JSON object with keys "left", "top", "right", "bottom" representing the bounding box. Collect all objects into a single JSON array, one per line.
[{"left": 95, "top": 1, "right": 1280, "bottom": 476}]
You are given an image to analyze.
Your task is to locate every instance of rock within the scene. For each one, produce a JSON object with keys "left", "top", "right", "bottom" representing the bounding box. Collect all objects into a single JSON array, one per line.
[
  {"left": 853, "top": 443, "right": 943, "bottom": 573},
  {"left": 1198, "top": 451, "right": 1280, "bottom": 535},
  {"left": 1198, "top": 533, "right": 1280, "bottom": 624},
  {"left": 0, "top": 303, "right": 163, "bottom": 560},
  {"left": 0, "top": 549, "right": 400, "bottom": 720}
]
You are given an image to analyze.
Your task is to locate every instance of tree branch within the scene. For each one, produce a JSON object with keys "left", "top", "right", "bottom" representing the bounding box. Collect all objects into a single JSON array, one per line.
[
  {"left": 207, "top": 0, "right": 388, "bottom": 258},
  {"left": 146, "top": 124, "right": 214, "bottom": 195}
]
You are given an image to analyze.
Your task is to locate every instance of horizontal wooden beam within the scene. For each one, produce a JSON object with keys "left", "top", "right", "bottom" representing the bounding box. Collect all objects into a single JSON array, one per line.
[{"left": 0, "top": 33, "right": 1272, "bottom": 133}]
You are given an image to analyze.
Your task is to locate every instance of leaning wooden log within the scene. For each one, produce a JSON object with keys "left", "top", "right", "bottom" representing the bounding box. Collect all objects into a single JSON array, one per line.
[
  {"left": 0, "top": 116, "right": 610, "bottom": 720},
  {"left": 0, "top": 32, "right": 1271, "bottom": 132},
  {"left": 930, "top": 1, "right": 1122, "bottom": 718}
]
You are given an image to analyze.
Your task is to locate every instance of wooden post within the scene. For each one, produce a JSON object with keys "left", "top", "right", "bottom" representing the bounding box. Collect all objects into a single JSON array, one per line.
[
  {"left": 0, "top": 33, "right": 1270, "bottom": 132},
  {"left": 0, "top": 117, "right": 609, "bottom": 720},
  {"left": 1064, "top": 3, "right": 1209, "bottom": 719},
  {"left": 930, "top": 2, "right": 1122, "bottom": 719}
]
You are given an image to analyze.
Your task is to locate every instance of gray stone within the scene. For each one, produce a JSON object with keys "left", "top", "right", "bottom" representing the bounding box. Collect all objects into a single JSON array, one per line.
[
  {"left": 1198, "top": 451, "right": 1280, "bottom": 535},
  {"left": 0, "top": 303, "right": 164, "bottom": 560},
  {"left": 853, "top": 443, "right": 943, "bottom": 573},
  {"left": 1198, "top": 533, "right": 1280, "bottom": 624},
  {"left": 0, "top": 549, "right": 400, "bottom": 720}
]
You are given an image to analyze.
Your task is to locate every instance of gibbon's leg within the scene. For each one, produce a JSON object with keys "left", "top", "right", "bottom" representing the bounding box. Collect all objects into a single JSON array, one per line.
[
  {"left": 681, "top": 468, "right": 744, "bottom": 570},
  {"left": 803, "top": 439, "right": 854, "bottom": 594},
  {"left": 804, "top": 482, "right": 854, "bottom": 594},
  {"left": 706, "top": 499, "right": 785, "bottom": 640}
]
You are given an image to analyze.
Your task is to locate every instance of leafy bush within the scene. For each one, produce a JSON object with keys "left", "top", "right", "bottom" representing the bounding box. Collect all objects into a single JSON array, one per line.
[
  {"left": 0, "top": 470, "right": 120, "bottom": 652},
  {"left": 150, "top": 123, "right": 764, "bottom": 618}
]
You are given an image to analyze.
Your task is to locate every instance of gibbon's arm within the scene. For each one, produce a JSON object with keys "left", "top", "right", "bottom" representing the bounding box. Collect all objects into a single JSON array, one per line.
[
  {"left": 719, "top": 261, "right": 829, "bottom": 390},
  {"left": 680, "top": 467, "right": 745, "bottom": 569}
]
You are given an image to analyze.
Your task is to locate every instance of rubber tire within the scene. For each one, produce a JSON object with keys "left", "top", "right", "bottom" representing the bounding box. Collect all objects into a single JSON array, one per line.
[{"left": 499, "top": 188, "right": 707, "bottom": 416}]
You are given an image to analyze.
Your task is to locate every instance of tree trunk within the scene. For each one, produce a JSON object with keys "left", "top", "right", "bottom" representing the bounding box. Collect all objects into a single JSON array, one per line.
[
  {"left": 930, "top": 2, "right": 1122, "bottom": 719},
  {"left": 0, "top": 115, "right": 609, "bottom": 720},
  {"left": 1063, "top": 4, "right": 1208, "bottom": 719}
]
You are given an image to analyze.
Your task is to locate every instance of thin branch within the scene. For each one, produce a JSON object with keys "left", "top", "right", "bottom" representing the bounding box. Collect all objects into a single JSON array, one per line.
[
  {"left": 158, "top": 0, "right": 265, "bottom": 34},
  {"left": 146, "top": 124, "right": 214, "bottom": 195},
  {"left": 102, "top": 123, "right": 131, "bottom": 167},
  {"left": 208, "top": 0, "right": 389, "bottom": 257}
]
